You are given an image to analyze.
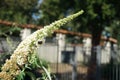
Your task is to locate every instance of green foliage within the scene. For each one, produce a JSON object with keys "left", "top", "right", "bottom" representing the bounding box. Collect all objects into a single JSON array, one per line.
[
  {"left": 109, "top": 20, "right": 120, "bottom": 44},
  {"left": 0, "top": 26, "right": 21, "bottom": 37},
  {"left": 0, "top": 48, "right": 51, "bottom": 80},
  {"left": 39, "top": 0, "right": 120, "bottom": 41},
  {"left": 0, "top": 0, "right": 37, "bottom": 22},
  {"left": 15, "top": 53, "right": 51, "bottom": 80},
  {"left": 0, "top": 0, "right": 38, "bottom": 36},
  {"left": 16, "top": 69, "right": 26, "bottom": 80},
  {"left": 0, "top": 35, "right": 51, "bottom": 80},
  {"left": 39, "top": 0, "right": 81, "bottom": 31}
]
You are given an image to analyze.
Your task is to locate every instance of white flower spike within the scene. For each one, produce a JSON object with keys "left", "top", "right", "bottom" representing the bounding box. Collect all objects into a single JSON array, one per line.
[{"left": 0, "top": 10, "right": 84, "bottom": 80}]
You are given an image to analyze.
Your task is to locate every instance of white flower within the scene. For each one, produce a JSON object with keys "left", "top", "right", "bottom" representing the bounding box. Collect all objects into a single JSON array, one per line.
[
  {"left": 17, "top": 56, "right": 24, "bottom": 65},
  {"left": 0, "top": 10, "right": 84, "bottom": 80}
]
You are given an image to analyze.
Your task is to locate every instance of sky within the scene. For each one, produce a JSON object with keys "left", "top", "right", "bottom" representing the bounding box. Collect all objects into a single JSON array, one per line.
[{"left": 32, "top": 0, "right": 43, "bottom": 20}]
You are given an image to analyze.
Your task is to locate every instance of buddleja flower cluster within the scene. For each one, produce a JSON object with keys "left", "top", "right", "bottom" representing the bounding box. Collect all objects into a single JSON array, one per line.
[{"left": 0, "top": 10, "right": 83, "bottom": 80}]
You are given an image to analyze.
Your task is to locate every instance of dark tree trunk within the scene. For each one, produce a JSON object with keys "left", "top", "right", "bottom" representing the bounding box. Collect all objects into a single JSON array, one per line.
[{"left": 87, "top": 27, "right": 103, "bottom": 80}]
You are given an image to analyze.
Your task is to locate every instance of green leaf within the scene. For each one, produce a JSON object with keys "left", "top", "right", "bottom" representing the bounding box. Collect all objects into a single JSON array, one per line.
[
  {"left": 25, "top": 64, "right": 32, "bottom": 70},
  {"left": 25, "top": 71, "right": 36, "bottom": 80},
  {"left": 42, "top": 66, "right": 51, "bottom": 80},
  {"left": 16, "top": 69, "right": 25, "bottom": 80}
]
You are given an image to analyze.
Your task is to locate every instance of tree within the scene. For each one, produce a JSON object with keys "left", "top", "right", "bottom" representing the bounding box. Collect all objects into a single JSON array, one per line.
[
  {"left": 39, "top": 0, "right": 120, "bottom": 80},
  {"left": 0, "top": 0, "right": 38, "bottom": 36},
  {"left": 38, "top": 0, "right": 87, "bottom": 32}
]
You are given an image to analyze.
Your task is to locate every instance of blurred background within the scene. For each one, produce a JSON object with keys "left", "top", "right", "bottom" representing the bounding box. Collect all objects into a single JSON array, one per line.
[{"left": 0, "top": 0, "right": 120, "bottom": 80}]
